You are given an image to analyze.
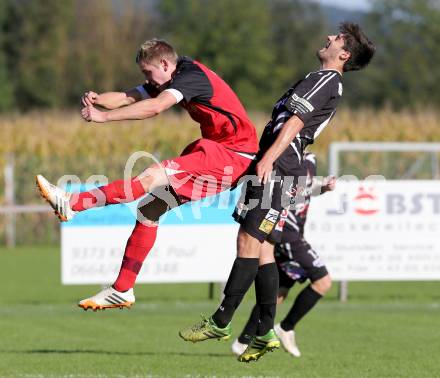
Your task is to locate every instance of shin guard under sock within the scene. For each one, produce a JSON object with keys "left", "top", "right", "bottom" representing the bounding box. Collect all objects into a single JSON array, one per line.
[
  {"left": 113, "top": 221, "right": 158, "bottom": 292},
  {"left": 71, "top": 177, "right": 146, "bottom": 211},
  {"left": 280, "top": 285, "right": 322, "bottom": 331},
  {"left": 212, "top": 257, "right": 259, "bottom": 328},
  {"left": 255, "top": 262, "right": 279, "bottom": 336}
]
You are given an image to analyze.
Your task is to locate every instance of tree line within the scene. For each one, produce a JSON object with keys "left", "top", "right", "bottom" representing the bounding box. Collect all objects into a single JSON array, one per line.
[{"left": 0, "top": 0, "right": 438, "bottom": 112}]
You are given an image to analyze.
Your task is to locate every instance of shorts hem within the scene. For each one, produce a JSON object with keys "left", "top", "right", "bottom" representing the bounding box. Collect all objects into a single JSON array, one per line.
[{"left": 237, "top": 221, "right": 267, "bottom": 243}]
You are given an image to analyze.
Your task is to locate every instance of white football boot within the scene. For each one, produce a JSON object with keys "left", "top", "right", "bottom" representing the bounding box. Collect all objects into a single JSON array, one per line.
[
  {"left": 36, "top": 174, "right": 76, "bottom": 222},
  {"left": 231, "top": 339, "right": 248, "bottom": 356},
  {"left": 274, "top": 323, "right": 301, "bottom": 357},
  {"left": 78, "top": 286, "right": 135, "bottom": 311}
]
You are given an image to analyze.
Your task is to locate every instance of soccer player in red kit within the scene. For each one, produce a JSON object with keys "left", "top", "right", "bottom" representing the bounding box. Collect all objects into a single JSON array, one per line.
[{"left": 36, "top": 39, "right": 258, "bottom": 310}]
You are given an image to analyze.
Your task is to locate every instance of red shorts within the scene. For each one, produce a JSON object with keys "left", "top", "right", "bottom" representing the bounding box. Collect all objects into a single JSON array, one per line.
[{"left": 161, "top": 138, "right": 255, "bottom": 203}]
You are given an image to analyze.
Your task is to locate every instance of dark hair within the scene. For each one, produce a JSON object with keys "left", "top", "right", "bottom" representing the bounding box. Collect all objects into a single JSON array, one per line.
[{"left": 339, "top": 22, "right": 375, "bottom": 72}]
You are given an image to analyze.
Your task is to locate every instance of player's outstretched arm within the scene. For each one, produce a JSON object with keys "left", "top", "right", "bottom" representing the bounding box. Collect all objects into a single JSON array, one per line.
[
  {"left": 256, "top": 116, "right": 304, "bottom": 184},
  {"left": 81, "top": 88, "right": 144, "bottom": 110},
  {"left": 81, "top": 91, "right": 177, "bottom": 123}
]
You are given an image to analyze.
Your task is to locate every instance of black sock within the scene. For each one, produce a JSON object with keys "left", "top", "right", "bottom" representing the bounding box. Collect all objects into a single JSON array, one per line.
[
  {"left": 212, "top": 257, "right": 259, "bottom": 328},
  {"left": 280, "top": 285, "right": 322, "bottom": 331},
  {"left": 255, "top": 262, "right": 279, "bottom": 336},
  {"left": 238, "top": 304, "right": 260, "bottom": 344}
]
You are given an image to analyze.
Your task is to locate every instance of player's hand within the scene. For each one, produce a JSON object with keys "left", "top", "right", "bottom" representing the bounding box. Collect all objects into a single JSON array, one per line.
[
  {"left": 81, "top": 91, "right": 99, "bottom": 107},
  {"left": 256, "top": 158, "right": 273, "bottom": 184},
  {"left": 81, "top": 105, "right": 107, "bottom": 123},
  {"left": 322, "top": 175, "right": 336, "bottom": 192}
]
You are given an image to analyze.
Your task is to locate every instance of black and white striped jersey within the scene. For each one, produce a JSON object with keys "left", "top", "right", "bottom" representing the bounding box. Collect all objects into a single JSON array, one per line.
[
  {"left": 281, "top": 153, "right": 317, "bottom": 242},
  {"left": 260, "top": 69, "right": 342, "bottom": 151}
]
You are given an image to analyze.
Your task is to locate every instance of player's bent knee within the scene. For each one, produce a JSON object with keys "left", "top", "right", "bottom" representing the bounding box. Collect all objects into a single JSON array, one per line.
[
  {"left": 138, "top": 165, "right": 169, "bottom": 192},
  {"left": 311, "top": 274, "right": 332, "bottom": 295}
]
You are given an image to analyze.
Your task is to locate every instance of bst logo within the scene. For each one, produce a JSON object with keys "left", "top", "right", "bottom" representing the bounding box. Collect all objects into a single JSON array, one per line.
[
  {"left": 353, "top": 186, "right": 379, "bottom": 216},
  {"left": 327, "top": 183, "right": 440, "bottom": 216}
]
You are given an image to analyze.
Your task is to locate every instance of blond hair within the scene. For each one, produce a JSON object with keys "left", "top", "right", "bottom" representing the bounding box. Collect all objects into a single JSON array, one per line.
[{"left": 135, "top": 39, "right": 178, "bottom": 65}]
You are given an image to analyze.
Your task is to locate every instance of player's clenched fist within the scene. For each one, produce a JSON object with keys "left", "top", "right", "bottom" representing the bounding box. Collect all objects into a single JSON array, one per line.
[
  {"left": 322, "top": 175, "right": 336, "bottom": 191},
  {"left": 81, "top": 105, "right": 107, "bottom": 123},
  {"left": 81, "top": 91, "right": 99, "bottom": 107}
]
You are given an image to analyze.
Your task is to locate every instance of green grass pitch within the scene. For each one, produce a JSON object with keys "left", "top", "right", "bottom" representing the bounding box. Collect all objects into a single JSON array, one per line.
[{"left": 0, "top": 245, "right": 439, "bottom": 377}]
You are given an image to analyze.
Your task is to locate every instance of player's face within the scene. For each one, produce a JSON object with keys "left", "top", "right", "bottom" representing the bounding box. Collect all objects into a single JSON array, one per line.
[
  {"left": 138, "top": 59, "right": 173, "bottom": 89},
  {"left": 317, "top": 33, "right": 349, "bottom": 64}
]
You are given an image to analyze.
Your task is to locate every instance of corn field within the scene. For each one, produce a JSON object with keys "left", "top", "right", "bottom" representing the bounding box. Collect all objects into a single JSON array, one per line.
[{"left": 1, "top": 107, "right": 439, "bottom": 244}]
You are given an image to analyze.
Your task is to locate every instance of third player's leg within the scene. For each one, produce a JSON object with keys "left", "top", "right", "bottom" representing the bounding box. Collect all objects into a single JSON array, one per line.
[
  {"left": 279, "top": 241, "right": 330, "bottom": 333},
  {"left": 310, "top": 274, "right": 332, "bottom": 296}
]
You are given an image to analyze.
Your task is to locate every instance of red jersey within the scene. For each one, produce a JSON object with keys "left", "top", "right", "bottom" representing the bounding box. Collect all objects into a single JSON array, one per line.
[{"left": 142, "top": 56, "right": 258, "bottom": 154}]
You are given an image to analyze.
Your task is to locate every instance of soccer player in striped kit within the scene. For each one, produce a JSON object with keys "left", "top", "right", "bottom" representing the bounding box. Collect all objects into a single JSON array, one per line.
[
  {"left": 181, "top": 22, "right": 375, "bottom": 362},
  {"left": 231, "top": 152, "right": 335, "bottom": 358}
]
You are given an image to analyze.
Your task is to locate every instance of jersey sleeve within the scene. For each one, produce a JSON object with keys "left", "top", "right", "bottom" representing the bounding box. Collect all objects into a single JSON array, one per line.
[
  {"left": 138, "top": 83, "right": 160, "bottom": 99},
  {"left": 285, "top": 72, "right": 340, "bottom": 124},
  {"left": 165, "top": 64, "right": 212, "bottom": 102}
]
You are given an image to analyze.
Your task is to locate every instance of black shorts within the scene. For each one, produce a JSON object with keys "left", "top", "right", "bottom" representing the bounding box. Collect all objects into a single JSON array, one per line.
[
  {"left": 275, "top": 238, "right": 328, "bottom": 288},
  {"left": 232, "top": 139, "right": 304, "bottom": 243}
]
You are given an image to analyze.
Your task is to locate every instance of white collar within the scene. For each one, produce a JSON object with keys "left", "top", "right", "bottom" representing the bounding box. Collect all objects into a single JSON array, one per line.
[{"left": 317, "top": 68, "right": 343, "bottom": 76}]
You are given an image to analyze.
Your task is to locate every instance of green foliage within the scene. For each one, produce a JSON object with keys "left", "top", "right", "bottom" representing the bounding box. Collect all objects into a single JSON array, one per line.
[
  {"left": 0, "top": 0, "right": 15, "bottom": 110},
  {"left": 348, "top": 0, "right": 440, "bottom": 108},
  {"left": 269, "top": 0, "right": 325, "bottom": 89},
  {"left": 4, "top": 0, "right": 73, "bottom": 108},
  {"left": 158, "top": 0, "right": 325, "bottom": 110},
  {"left": 158, "top": 0, "right": 275, "bottom": 109},
  {"left": 65, "top": 0, "right": 154, "bottom": 102},
  {"left": 1, "top": 0, "right": 440, "bottom": 110}
]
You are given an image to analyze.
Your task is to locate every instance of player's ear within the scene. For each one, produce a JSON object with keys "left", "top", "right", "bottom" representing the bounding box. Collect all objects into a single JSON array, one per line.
[
  {"left": 161, "top": 59, "right": 169, "bottom": 72},
  {"left": 340, "top": 50, "right": 350, "bottom": 63}
]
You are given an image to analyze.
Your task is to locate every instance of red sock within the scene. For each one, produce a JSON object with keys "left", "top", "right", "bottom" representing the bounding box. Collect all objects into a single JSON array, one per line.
[
  {"left": 113, "top": 221, "right": 158, "bottom": 292},
  {"left": 70, "top": 177, "right": 146, "bottom": 212}
]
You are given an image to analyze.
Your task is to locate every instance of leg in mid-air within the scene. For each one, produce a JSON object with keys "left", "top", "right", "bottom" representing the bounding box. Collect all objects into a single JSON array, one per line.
[
  {"left": 233, "top": 239, "right": 332, "bottom": 359},
  {"left": 236, "top": 240, "right": 280, "bottom": 362},
  {"left": 179, "top": 230, "right": 280, "bottom": 361},
  {"left": 275, "top": 273, "right": 331, "bottom": 356},
  {"left": 178, "top": 227, "right": 262, "bottom": 343},
  {"left": 38, "top": 139, "right": 254, "bottom": 312},
  {"left": 36, "top": 165, "right": 174, "bottom": 311},
  {"left": 36, "top": 163, "right": 169, "bottom": 221},
  {"left": 231, "top": 286, "right": 289, "bottom": 356},
  {"left": 179, "top": 143, "right": 303, "bottom": 362},
  {"left": 78, "top": 186, "right": 180, "bottom": 311},
  {"left": 275, "top": 240, "right": 331, "bottom": 357}
]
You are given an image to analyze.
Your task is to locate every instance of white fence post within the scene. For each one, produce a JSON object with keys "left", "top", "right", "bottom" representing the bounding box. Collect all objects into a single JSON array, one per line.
[
  {"left": 5, "top": 154, "right": 15, "bottom": 248},
  {"left": 328, "top": 144, "right": 348, "bottom": 302},
  {"left": 431, "top": 152, "right": 439, "bottom": 179}
]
